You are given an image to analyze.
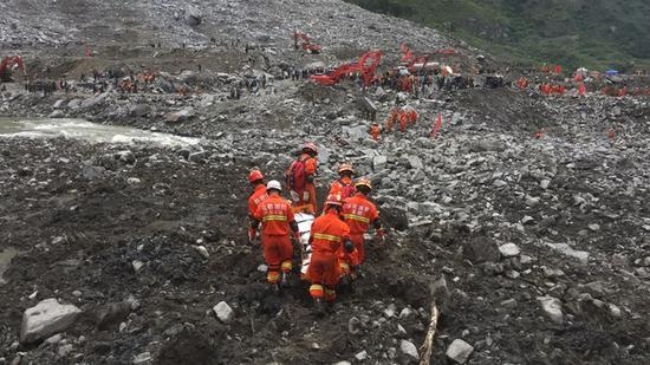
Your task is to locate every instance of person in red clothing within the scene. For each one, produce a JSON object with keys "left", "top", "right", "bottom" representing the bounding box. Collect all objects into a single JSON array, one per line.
[
  {"left": 247, "top": 169, "right": 268, "bottom": 243},
  {"left": 341, "top": 178, "right": 385, "bottom": 274},
  {"left": 251, "top": 180, "right": 300, "bottom": 289},
  {"left": 328, "top": 164, "right": 356, "bottom": 202},
  {"left": 370, "top": 123, "right": 380, "bottom": 141},
  {"left": 286, "top": 142, "right": 319, "bottom": 214},
  {"left": 308, "top": 195, "right": 354, "bottom": 314}
]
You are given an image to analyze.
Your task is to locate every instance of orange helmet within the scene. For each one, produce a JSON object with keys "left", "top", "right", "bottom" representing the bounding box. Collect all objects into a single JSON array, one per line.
[
  {"left": 302, "top": 142, "right": 318, "bottom": 155},
  {"left": 325, "top": 194, "right": 342, "bottom": 207},
  {"left": 355, "top": 178, "right": 372, "bottom": 191},
  {"left": 248, "top": 169, "right": 264, "bottom": 183},
  {"left": 338, "top": 163, "right": 354, "bottom": 175}
]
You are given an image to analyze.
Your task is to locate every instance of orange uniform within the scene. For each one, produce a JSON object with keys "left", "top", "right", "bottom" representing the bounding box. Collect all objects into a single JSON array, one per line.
[
  {"left": 248, "top": 184, "right": 268, "bottom": 218},
  {"left": 399, "top": 111, "right": 408, "bottom": 132},
  {"left": 290, "top": 153, "right": 318, "bottom": 214},
  {"left": 308, "top": 210, "right": 351, "bottom": 302},
  {"left": 370, "top": 124, "right": 380, "bottom": 141},
  {"left": 328, "top": 176, "right": 355, "bottom": 202},
  {"left": 254, "top": 195, "right": 297, "bottom": 284},
  {"left": 385, "top": 108, "right": 398, "bottom": 132},
  {"left": 342, "top": 193, "right": 379, "bottom": 264}
]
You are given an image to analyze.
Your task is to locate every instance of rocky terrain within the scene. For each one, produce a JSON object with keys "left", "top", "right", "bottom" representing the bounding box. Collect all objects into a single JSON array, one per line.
[{"left": 2, "top": 1, "right": 650, "bottom": 365}]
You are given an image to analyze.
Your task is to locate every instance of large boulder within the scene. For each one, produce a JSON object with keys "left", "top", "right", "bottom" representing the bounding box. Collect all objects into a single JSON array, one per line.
[
  {"left": 185, "top": 6, "right": 203, "bottom": 27},
  {"left": 20, "top": 299, "right": 82, "bottom": 344}
]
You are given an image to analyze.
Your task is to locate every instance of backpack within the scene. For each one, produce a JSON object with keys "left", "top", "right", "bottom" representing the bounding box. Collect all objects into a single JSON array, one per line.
[{"left": 287, "top": 157, "right": 308, "bottom": 193}]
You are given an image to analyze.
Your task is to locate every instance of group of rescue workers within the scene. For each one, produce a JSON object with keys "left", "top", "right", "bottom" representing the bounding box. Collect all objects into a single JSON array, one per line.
[{"left": 247, "top": 142, "right": 385, "bottom": 314}]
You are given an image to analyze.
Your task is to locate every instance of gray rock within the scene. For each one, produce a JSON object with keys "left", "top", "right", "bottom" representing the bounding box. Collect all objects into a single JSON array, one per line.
[
  {"left": 333, "top": 362, "right": 352, "bottom": 365},
  {"left": 185, "top": 6, "right": 203, "bottom": 26},
  {"left": 166, "top": 108, "right": 195, "bottom": 123},
  {"left": 188, "top": 151, "right": 210, "bottom": 163},
  {"left": 446, "top": 339, "right": 474, "bottom": 364},
  {"left": 400, "top": 339, "right": 418, "bottom": 359},
  {"left": 537, "top": 295, "right": 563, "bottom": 324},
  {"left": 407, "top": 155, "right": 423, "bottom": 169},
  {"left": 213, "top": 301, "right": 234, "bottom": 323},
  {"left": 132, "top": 351, "right": 152, "bottom": 364},
  {"left": 354, "top": 350, "right": 368, "bottom": 361},
  {"left": 20, "top": 299, "right": 82, "bottom": 344},
  {"left": 195, "top": 245, "right": 209, "bottom": 259},
  {"left": 540, "top": 179, "right": 551, "bottom": 189},
  {"left": 58, "top": 344, "right": 74, "bottom": 357},
  {"left": 129, "top": 104, "right": 151, "bottom": 117},
  {"left": 373, "top": 155, "right": 387, "bottom": 171},
  {"left": 48, "top": 110, "right": 64, "bottom": 118},
  {"left": 463, "top": 238, "right": 500, "bottom": 263},
  {"left": 498, "top": 243, "right": 521, "bottom": 258}
]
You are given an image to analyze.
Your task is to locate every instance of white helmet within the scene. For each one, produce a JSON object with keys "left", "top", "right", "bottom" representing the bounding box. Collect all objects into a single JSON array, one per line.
[{"left": 266, "top": 180, "right": 282, "bottom": 192}]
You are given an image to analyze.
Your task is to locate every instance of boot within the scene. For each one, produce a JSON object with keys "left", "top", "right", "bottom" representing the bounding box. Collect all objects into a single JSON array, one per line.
[
  {"left": 280, "top": 272, "right": 291, "bottom": 288},
  {"left": 313, "top": 298, "right": 326, "bottom": 316}
]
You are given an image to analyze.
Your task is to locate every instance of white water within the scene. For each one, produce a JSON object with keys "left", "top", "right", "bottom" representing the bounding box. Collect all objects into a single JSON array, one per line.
[{"left": 0, "top": 118, "right": 200, "bottom": 147}]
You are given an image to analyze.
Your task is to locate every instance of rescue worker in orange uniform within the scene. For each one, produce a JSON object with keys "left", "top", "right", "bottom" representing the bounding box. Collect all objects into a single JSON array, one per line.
[
  {"left": 341, "top": 178, "right": 384, "bottom": 271},
  {"left": 399, "top": 109, "right": 408, "bottom": 133},
  {"left": 385, "top": 107, "right": 399, "bottom": 132},
  {"left": 370, "top": 123, "right": 380, "bottom": 141},
  {"left": 247, "top": 169, "right": 268, "bottom": 243},
  {"left": 251, "top": 180, "right": 300, "bottom": 289},
  {"left": 308, "top": 195, "right": 354, "bottom": 314},
  {"left": 328, "top": 164, "right": 356, "bottom": 202},
  {"left": 286, "top": 143, "right": 319, "bottom": 214}
]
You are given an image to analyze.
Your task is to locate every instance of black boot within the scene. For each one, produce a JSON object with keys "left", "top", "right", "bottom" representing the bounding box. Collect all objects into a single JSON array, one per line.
[{"left": 314, "top": 298, "right": 326, "bottom": 316}]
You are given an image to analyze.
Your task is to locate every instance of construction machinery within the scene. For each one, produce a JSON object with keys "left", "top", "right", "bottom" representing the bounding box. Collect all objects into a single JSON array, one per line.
[
  {"left": 399, "top": 45, "right": 457, "bottom": 73},
  {"left": 0, "top": 56, "right": 26, "bottom": 83},
  {"left": 292, "top": 31, "right": 322, "bottom": 54},
  {"left": 310, "top": 50, "right": 383, "bottom": 87}
]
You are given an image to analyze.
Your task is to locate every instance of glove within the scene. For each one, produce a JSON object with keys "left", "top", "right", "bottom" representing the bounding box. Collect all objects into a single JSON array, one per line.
[
  {"left": 344, "top": 240, "right": 355, "bottom": 253},
  {"left": 248, "top": 227, "right": 257, "bottom": 244}
]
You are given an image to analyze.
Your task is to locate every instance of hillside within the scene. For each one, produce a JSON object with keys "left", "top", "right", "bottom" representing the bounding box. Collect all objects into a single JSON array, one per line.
[{"left": 345, "top": 0, "right": 650, "bottom": 70}]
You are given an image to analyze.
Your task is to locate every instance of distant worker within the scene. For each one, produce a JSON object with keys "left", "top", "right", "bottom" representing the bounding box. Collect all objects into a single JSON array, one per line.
[
  {"left": 247, "top": 169, "right": 268, "bottom": 243},
  {"left": 341, "top": 178, "right": 384, "bottom": 272},
  {"left": 308, "top": 195, "right": 354, "bottom": 314},
  {"left": 251, "top": 180, "right": 299, "bottom": 290},
  {"left": 370, "top": 123, "right": 380, "bottom": 141},
  {"left": 286, "top": 142, "right": 319, "bottom": 214},
  {"left": 328, "top": 164, "right": 356, "bottom": 202}
]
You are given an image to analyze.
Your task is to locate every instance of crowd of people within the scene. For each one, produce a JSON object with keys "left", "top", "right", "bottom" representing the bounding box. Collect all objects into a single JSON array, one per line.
[{"left": 247, "top": 143, "right": 385, "bottom": 314}]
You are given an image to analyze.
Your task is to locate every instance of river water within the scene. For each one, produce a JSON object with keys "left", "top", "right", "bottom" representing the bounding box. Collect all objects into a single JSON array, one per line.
[{"left": 0, "top": 118, "right": 200, "bottom": 147}]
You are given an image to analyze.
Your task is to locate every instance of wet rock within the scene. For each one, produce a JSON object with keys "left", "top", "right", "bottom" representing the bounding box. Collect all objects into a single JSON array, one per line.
[
  {"left": 96, "top": 301, "right": 132, "bottom": 330},
  {"left": 213, "top": 301, "right": 234, "bottom": 323},
  {"left": 498, "top": 243, "right": 521, "bottom": 258},
  {"left": 537, "top": 295, "right": 563, "bottom": 325},
  {"left": 20, "top": 299, "right": 82, "bottom": 344},
  {"left": 166, "top": 108, "right": 195, "bottom": 123},
  {"left": 446, "top": 339, "right": 474, "bottom": 364},
  {"left": 400, "top": 339, "right": 418, "bottom": 359}
]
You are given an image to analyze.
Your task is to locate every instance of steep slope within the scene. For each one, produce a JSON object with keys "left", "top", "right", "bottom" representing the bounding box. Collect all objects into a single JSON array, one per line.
[{"left": 346, "top": 0, "right": 650, "bottom": 69}]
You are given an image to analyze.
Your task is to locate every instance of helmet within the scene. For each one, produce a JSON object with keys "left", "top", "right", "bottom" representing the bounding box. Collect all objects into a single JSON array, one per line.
[
  {"left": 249, "top": 169, "right": 264, "bottom": 183},
  {"left": 324, "top": 194, "right": 342, "bottom": 207},
  {"left": 338, "top": 163, "right": 354, "bottom": 175},
  {"left": 355, "top": 178, "right": 372, "bottom": 191},
  {"left": 266, "top": 180, "right": 282, "bottom": 192},
  {"left": 302, "top": 142, "right": 318, "bottom": 155}
]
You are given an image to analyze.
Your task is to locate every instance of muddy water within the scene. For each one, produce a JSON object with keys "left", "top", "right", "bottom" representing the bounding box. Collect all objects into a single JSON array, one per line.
[
  {"left": 0, "top": 247, "right": 19, "bottom": 285},
  {"left": 0, "top": 117, "right": 200, "bottom": 147}
]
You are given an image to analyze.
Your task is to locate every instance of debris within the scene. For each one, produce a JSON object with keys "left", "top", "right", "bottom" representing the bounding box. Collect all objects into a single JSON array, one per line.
[{"left": 20, "top": 299, "right": 82, "bottom": 344}]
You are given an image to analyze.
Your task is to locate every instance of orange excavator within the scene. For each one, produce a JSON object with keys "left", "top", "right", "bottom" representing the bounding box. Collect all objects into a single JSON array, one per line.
[
  {"left": 310, "top": 50, "right": 383, "bottom": 87},
  {"left": 293, "top": 31, "right": 322, "bottom": 54},
  {"left": 0, "top": 56, "right": 26, "bottom": 83},
  {"left": 400, "top": 45, "right": 456, "bottom": 72}
]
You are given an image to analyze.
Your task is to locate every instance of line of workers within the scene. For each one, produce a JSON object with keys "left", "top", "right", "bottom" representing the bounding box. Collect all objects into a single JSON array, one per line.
[{"left": 247, "top": 143, "right": 386, "bottom": 314}]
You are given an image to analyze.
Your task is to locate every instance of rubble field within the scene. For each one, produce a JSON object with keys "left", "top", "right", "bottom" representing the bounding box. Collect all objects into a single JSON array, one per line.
[{"left": 1, "top": 0, "right": 650, "bottom": 364}]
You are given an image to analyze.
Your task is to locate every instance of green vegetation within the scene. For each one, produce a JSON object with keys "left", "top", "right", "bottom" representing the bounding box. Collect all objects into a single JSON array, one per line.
[{"left": 345, "top": 0, "right": 650, "bottom": 70}]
